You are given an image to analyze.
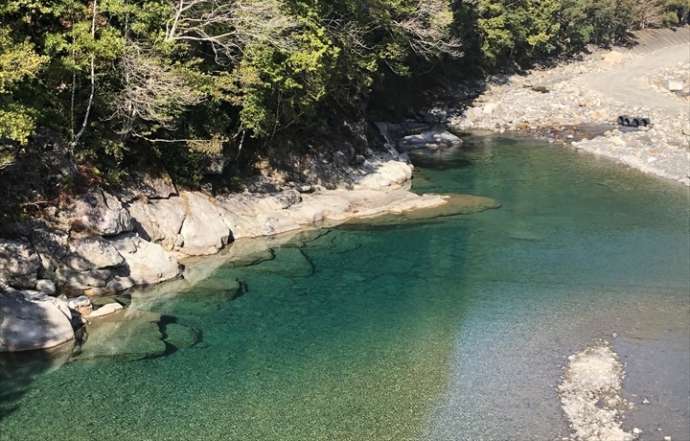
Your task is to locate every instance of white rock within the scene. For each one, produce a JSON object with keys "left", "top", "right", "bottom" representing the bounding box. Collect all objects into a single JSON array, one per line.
[
  {"left": 178, "top": 192, "right": 232, "bottom": 256},
  {"left": 666, "top": 79, "right": 684, "bottom": 91},
  {"left": 0, "top": 291, "right": 75, "bottom": 352},
  {"left": 69, "top": 236, "right": 124, "bottom": 269},
  {"left": 110, "top": 234, "right": 181, "bottom": 286},
  {"left": 87, "top": 302, "right": 123, "bottom": 318},
  {"left": 397, "top": 129, "right": 462, "bottom": 151},
  {"left": 128, "top": 197, "right": 186, "bottom": 250},
  {"left": 354, "top": 160, "right": 413, "bottom": 191}
]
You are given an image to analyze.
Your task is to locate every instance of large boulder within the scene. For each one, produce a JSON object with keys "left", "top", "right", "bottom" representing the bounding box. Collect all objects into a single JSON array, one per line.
[
  {"left": 128, "top": 197, "right": 186, "bottom": 250},
  {"left": 0, "top": 291, "right": 75, "bottom": 352},
  {"left": 178, "top": 192, "right": 232, "bottom": 256},
  {"left": 64, "top": 191, "right": 134, "bottom": 236},
  {"left": 110, "top": 234, "right": 182, "bottom": 286},
  {"left": 0, "top": 239, "right": 41, "bottom": 289},
  {"left": 69, "top": 237, "right": 124, "bottom": 269}
]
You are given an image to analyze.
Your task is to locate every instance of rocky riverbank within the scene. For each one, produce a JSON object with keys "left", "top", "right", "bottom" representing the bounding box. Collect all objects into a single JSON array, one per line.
[
  {"left": 0, "top": 155, "right": 498, "bottom": 353},
  {"left": 450, "top": 27, "right": 690, "bottom": 186}
]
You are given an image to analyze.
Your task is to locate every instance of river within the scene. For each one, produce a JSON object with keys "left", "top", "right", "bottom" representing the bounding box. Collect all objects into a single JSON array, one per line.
[{"left": 1, "top": 135, "right": 688, "bottom": 441}]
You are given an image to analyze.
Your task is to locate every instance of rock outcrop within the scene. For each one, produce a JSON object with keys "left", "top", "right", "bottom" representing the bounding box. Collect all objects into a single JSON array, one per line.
[{"left": 0, "top": 239, "right": 41, "bottom": 289}]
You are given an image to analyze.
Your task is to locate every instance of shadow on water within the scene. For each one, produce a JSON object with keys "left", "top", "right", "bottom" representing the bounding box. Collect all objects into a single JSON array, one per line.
[{"left": 0, "top": 341, "right": 74, "bottom": 423}]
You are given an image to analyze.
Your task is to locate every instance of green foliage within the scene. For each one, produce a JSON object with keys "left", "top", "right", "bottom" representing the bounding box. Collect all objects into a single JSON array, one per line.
[{"left": 0, "top": 0, "right": 677, "bottom": 183}]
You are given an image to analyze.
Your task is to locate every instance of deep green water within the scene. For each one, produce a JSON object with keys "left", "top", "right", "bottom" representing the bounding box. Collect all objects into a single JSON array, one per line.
[{"left": 1, "top": 136, "right": 689, "bottom": 441}]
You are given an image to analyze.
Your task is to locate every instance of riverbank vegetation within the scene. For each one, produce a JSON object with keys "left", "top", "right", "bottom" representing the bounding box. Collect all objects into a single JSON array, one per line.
[{"left": 0, "top": 0, "right": 687, "bottom": 199}]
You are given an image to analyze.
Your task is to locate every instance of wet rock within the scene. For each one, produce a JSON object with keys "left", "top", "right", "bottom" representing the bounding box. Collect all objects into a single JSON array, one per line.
[
  {"left": 0, "top": 291, "right": 75, "bottom": 352},
  {"left": 0, "top": 239, "right": 41, "bottom": 289},
  {"left": 75, "top": 311, "right": 165, "bottom": 361},
  {"left": 110, "top": 234, "right": 182, "bottom": 286},
  {"left": 163, "top": 323, "right": 199, "bottom": 349},
  {"left": 69, "top": 237, "right": 124, "bottom": 269}
]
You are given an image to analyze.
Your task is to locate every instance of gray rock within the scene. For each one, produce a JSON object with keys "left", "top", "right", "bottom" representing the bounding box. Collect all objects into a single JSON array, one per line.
[
  {"left": 128, "top": 197, "right": 186, "bottom": 250},
  {"left": 66, "top": 191, "right": 134, "bottom": 236},
  {"left": 36, "top": 279, "right": 56, "bottom": 295},
  {"left": 110, "top": 234, "right": 182, "bottom": 286},
  {"left": 179, "top": 192, "right": 231, "bottom": 256},
  {"left": 397, "top": 129, "right": 463, "bottom": 151},
  {"left": 117, "top": 172, "right": 178, "bottom": 202},
  {"left": 30, "top": 228, "right": 69, "bottom": 273},
  {"left": 274, "top": 190, "right": 302, "bottom": 209},
  {"left": 69, "top": 237, "right": 124, "bottom": 269},
  {"left": 56, "top": 267, "right": 113, "bottom": 292},
  {"left": 0, "top": 239, "right": 41, "bottom": 289},
  {"left": 0, "top": 291, "right": 75, "bottom": 352}
]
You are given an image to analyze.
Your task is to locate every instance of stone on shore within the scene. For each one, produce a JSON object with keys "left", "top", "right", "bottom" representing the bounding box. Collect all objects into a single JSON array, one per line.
[
  {"left": 128, "top": 197, "right": 186, "bottom": 250},
  {"left": 354, "top": 160, "right": 414, "bottom": 190},
  {"left": 110, "top": 234, "right": 182, "bottom": 286},
  {"left": 397, "top": 129, "right": 463, "bottom": 152},
  {"left": 0, "top": 291, "right": 75, "bottom": 352},
  {"left": 179, "top": 191, "right": 232, "bottom": 256}
]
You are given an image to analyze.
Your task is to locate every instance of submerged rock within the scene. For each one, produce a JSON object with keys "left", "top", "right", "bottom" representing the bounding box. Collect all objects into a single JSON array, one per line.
[{"left": 75, "top": 311, "right": 166, "bottom": 361}]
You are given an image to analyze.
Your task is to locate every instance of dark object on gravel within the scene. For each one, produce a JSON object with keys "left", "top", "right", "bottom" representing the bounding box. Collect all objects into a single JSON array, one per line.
[{"left": 618, "top": 115, "right": 650, "bottom": 128}]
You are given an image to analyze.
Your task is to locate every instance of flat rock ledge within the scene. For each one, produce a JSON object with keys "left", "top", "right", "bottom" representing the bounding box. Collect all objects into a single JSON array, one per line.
[{"left": 1, "top": 158, "right": 499, "bottom": 352}]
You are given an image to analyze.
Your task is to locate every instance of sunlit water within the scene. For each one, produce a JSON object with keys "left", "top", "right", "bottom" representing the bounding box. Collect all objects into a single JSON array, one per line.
[{"left": 1, "top": 136, "right": 688, "bottom": 441}]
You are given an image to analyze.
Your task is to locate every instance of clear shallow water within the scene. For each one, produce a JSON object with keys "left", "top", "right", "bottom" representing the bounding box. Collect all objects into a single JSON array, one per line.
[{"left": 1, "top": 136, "right": 688, "bottom": 441}]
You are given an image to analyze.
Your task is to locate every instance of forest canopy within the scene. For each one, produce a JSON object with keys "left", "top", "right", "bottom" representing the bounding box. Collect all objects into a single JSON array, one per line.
[{"left": 0, "top": 0, "right": 687, "bottom": 182}]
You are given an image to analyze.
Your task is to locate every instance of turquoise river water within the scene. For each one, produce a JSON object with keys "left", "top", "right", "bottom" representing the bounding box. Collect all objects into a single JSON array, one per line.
[{"left": 1, "top": 136, "right": 689, "bottom": 441}]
